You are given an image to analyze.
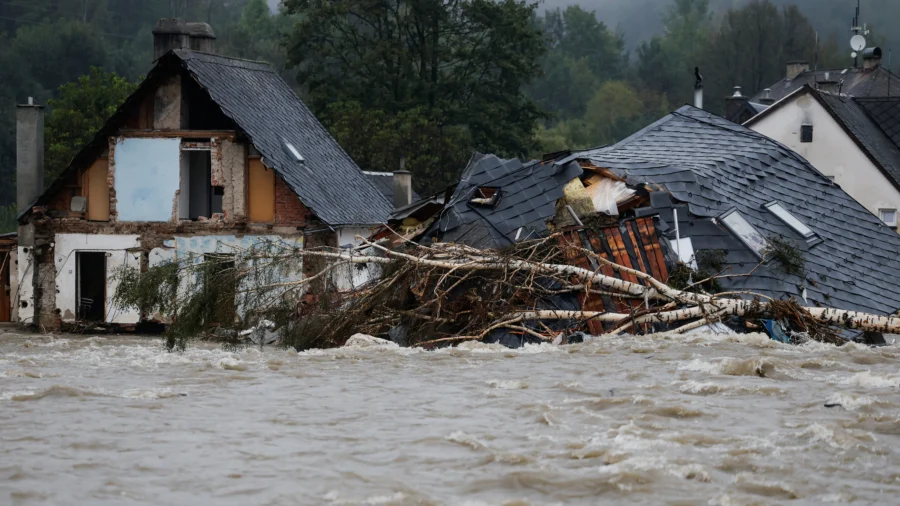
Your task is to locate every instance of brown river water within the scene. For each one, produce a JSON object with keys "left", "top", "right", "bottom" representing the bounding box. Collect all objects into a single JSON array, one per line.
[{"left": 2, "top": 329, "right": 900, "bottom": 505}]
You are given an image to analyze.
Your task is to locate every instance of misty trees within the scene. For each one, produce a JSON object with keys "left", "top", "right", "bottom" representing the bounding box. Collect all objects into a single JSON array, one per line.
[{"left": 282, "top": 0, "right": 545, "bottom": 194}]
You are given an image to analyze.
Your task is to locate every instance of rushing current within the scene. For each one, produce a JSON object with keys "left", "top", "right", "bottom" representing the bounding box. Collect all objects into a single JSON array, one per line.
[{"left": 2, "top": 330, "right": 900, "bottom": 505}]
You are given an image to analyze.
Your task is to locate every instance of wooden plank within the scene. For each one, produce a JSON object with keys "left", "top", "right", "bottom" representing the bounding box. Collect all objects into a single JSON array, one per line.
[
  {"left": 637, "top": 217, "right": 668, "bottom": 282},
  {"left": 624, "top": 220, "right": 649, "bottom": 278},
  {"left": 86, "top": 158, "right": 110, "bottom": 222},
  {"left": 118, "top": 129, "right": 237, "bottom": 139},
  {"left": 248, "top": 158, "right": 275, "bottom": 222}
]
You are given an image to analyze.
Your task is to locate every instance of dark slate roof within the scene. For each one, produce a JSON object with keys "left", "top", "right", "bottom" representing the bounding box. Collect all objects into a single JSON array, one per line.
[
  {"left": 817, "top": 93, "right": 900, "bottom": 189},
  {"left": 749, "top": 67, "right": 900, "bottom": 104},
  {"left": 857, "top": 97, "right": 900, "bottom": 146},
  {"left": 364, "top": 172, "right": 420, "bottom": 204},
  {"left": 567, "top": 106, "right": 900, "bottom": 317},
  {"left": 174, "top": 50, "right": 391, "bottom": 225},
  {"left": 423, "top": 154, "right": 583, "bottom": 249}
]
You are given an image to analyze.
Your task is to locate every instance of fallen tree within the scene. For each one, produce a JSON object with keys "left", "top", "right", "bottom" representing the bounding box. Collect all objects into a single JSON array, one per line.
[{"left": 113, "top": 232, "right": 900, "bottom": 350}]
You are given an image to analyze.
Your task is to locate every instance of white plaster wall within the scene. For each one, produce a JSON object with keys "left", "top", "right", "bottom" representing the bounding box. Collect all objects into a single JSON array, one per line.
[
  {"left": 172, "top": 235, "right": 304, "bottom": 321},
  {"left": 16, "top": 246, "right": 34, "bottom": 323},
  {"left": 54, "top": 234, "right": 141, "bottom": 324},
  {"left": 10, "top": 249, "right": 18, "bottom": 322},
  {"left": 749, "top": 95, "right": 900, "bottom": 223},
  {"left": 335, "top": 227, "right": 378, "bottom": 290}
]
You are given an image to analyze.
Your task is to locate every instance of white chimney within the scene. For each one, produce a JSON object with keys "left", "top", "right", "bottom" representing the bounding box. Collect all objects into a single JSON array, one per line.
[
  {"left": 693, "top": 67, "right": 703, "bottom": 109},
  {"left": 392, "top": 170, "right": 412, "bottom": 209}
]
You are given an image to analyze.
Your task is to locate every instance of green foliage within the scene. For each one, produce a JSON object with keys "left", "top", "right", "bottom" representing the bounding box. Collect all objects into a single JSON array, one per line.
[
  {"left": 667, "top": 249, "right": 727, "bottom": 293},
  {"left": 766, "top": 236, "right": 805, "bottom": 277},
  {"left": 44, "top": 67, "right": 139, "bottom": 184},
  {"left": 283, "top": 0, "right": 545, "bottom": 192},
  {"left": 111, "top": 241, "right": 307, "bottom": 351}
]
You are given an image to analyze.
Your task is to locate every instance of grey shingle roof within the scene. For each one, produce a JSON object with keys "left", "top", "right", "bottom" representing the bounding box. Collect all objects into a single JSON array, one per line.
[
  {"left": 857, "top": 97, "right": 900, "bottom": 146},
  {"left": 568, "top": 106, "right": 900, "bottom": 317},
  {"left": 174, "top": 50, "right": 391, "bottom": 226},
  {"left": 424, "top": 154, "right": 583, "bottom": 249},
  {"left": 363, "top": 172, "right": 420, "bottom": 205},
  {"left": 816, "top": 93, "right": 900, "bottom": 189},
  {"left": 749, "top": 67, "right": 900, "bottom": 104}
]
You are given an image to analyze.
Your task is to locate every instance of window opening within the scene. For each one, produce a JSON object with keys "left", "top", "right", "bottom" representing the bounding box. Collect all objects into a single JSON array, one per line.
[
  {"left": 879, "top": 208, "right": 897, "bottom": 227},
  {"left": 719, "top": 209, "right": 767, "bottom": 258},
  {"left": 469, "top": 187, "right": 500, "bottom": 207},
  {"left": 77, "top": 252, "right": 106, "bottom": 321},
  {"left": 186, "top": 150, "right": 222, "bottom": 219},
  {"left": 764, "top": 201, "right": 815, "bottom": 238},
  {"left": 800, "top": 124, "right": 813, "bottom": 143}
]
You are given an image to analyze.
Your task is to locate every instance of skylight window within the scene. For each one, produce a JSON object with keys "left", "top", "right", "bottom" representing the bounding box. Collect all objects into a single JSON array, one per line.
[
  {"left": 284, "top": 141, "right": 304, "bottom": 162},
  {"left": 764, "top": 201, "right": 815, "bottom": 238},
  {"left": 469, "top": 187, "right": 500, "bottom": 207},
  {"left": 719, "top": 209, "right": 767, "bottom": 258}
]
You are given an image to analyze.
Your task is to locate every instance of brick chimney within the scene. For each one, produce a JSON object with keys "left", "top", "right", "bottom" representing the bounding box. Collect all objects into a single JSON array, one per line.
[
  {"left": 17, "top": 97, "right": 44, "bottom": 215},
  {"left": 786, "top": 60, "right": 810, "bottom": 80},
  {"left": 863, "top": 47, "right": 883, "bottom": 70}
]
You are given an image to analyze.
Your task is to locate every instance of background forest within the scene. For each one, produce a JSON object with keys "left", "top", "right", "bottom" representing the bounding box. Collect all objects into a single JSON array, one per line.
[{"left": 0, "top": 0, "right": 897, "bottom": 212}]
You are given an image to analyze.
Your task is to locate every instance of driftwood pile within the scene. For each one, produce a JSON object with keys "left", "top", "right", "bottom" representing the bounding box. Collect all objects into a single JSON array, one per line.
[{"left": 283, "top": 233, "right": 900, "bottom": 349}]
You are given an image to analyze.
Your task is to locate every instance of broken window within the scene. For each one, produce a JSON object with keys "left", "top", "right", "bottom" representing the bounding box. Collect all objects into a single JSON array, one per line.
[
  {"left": 719, "top": 209, "right": 767, "bottom": 258},
  {"left": 469, "top": 187, "right": 500, "bottom": 207},
  {"left": 879, "top": 208, "right": 897, "bottom": 227},
  {"left": 181, "top": 142, "right": 223, "bottom": 220},
  {"left": 248, "top": 158, "right": 275, "bottom": 222},
  {"left": 800, "top": 124, "right": 813, "bottom": 143},
  {"left": 764, "top": 201, "right": 815, "bottom": 239}
]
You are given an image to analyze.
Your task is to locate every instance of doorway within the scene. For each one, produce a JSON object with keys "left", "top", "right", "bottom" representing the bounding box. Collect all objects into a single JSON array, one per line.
[{"left": 77, "top": 252, "right": 107, "bottom": 321}]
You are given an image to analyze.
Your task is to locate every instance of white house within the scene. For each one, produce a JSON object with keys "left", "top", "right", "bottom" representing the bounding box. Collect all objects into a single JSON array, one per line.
[{"left": 744, "top": 85, "right": 900, "bottom": 231}]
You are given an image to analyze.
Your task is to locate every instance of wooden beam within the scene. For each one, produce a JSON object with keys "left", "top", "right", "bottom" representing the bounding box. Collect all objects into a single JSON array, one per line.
[{"left": 117, "top": 129, "right": 237, "bottom": 139}]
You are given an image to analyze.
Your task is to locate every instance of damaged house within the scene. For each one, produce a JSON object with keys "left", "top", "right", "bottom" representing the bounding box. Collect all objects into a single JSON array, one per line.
[
  {"left": 380, "top": 105, "right": 900, "bottom": 343},
  {"left": 15, "top": 19, "right": 391, "bottom": 329}
]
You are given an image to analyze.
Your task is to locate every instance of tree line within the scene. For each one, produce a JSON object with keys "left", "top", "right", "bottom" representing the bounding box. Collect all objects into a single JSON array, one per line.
[{"left": 0, "top": 0, "right": 885, "bottom": 211}]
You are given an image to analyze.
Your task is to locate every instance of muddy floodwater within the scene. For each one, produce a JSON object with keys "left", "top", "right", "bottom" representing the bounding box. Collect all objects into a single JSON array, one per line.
[{"left": 2, "top": 331, "right": 900, "bottom": 506}]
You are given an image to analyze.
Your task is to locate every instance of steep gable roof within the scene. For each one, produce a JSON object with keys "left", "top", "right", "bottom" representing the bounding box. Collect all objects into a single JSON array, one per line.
[
  {"left": 749, "top": 66, "right": 900, "bottom": 104},
  {"left": 857, "top": 96, "right": 900, "bottom": 146},
  {"left": 173, "top": 50, "right": 390, "bottom": 225},
  {"left": 745, "top": 85, "right": 900, "bottom": 192},
  {"left": 567, "top": 106, "right": 900, "bottom": 317},
  {"left": 26, "top": 49, "right": 390, "bottom": 226}
]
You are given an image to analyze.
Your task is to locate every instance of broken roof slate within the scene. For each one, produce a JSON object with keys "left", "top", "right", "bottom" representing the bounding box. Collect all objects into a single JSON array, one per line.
[
  {"left": 567, "top": 105, "right": 900, "bottom": 317},
  {"left": 424, "top": 154, "right": 583, "bottom": 249},
  {"left": 173, "top": 49, "right": 391, "bottom": 226}
]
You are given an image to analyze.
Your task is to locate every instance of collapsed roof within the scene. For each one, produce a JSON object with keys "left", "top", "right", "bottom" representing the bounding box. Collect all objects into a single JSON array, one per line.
[{"left": 565, "top": 105, "right": 900, "bottom": 317}]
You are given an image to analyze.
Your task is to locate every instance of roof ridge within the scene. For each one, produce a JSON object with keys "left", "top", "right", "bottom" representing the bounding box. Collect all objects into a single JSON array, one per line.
[{"left": 176, "top": 49, "right": 276, "bottom": 71}]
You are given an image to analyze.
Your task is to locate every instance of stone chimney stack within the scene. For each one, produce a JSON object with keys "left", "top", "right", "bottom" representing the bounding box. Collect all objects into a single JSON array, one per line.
[
  {"left": 393, "top": 166, "right": 413, "bottom": 209},
  {"left": 153, "top": 18, "right": 190, "bottom": 60},
  {"left": 16, "top": 97, "right": 44, "bottom": 215},
  {"left": 725, "top": 86, "right": 748, "bottom": 121},
  {"left": 786, "top": 60, "right": 810, "bottom": 80},
  {"left": 186, "top": 22, "right": 216, "bottom": 53},
  {"left": 862, "top": 47, "right": 883, "bottom": 71}
]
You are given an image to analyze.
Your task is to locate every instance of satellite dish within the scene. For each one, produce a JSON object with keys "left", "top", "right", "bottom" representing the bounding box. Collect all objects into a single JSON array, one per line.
[
  {"left": 850, "top": 34, "right": 867, "bottom": 51},
  {"left": 851, "top": 51, "right": 858, "bottom": 58}
]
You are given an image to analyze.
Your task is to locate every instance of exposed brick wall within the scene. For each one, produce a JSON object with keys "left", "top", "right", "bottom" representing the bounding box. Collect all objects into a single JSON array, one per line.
[{"left": 274, "top": 175, "right": 311, "bottom": 226}]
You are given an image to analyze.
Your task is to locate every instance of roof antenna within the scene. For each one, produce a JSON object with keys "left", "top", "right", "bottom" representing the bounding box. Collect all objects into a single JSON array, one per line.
[
  {"left": 849, "top": 0, "right": 869, "bottom": 69},
  {"left": 890, "top": 49, "right": 894, "bottom": 97},
  {"left": 814, "top": 31, "right": 819, "bottom": 71}
]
